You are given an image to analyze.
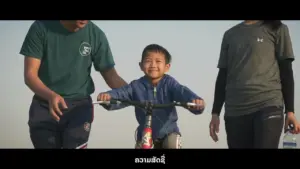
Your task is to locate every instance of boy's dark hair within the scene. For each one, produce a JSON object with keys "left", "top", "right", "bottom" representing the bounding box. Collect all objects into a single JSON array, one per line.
[
  {"left": 262, "top": 20, "right": 282, "bottom": 31},
  {"left": 141, "top": 44, "right": 172, "bottom": 64}
]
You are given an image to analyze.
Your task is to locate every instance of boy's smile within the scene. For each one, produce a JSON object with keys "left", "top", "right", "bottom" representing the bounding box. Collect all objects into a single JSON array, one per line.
[{"left": 140, "top": 52, "right": 170, "bottom": 85}]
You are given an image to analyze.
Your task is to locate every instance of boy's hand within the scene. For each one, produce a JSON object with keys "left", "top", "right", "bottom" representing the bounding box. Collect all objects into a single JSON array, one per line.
[
  {"left": 188, "top": 99, "right": 205, "bottom": 110},
  {"left": 97, "top": 92, "right": 112, "bottom": 101}
]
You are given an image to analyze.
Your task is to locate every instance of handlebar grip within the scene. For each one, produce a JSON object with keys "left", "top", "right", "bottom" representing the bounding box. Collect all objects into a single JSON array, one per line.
[
  {"left": 92, "top": 101, "right": 109, "bottom": 105},
  {"left": 186, "top": 102, "right": 197, "bottom": 106},
  {"left": 110, "top": 100, "right": 121, "bottom": 104},
  {"left": 92, "top": 100, "right": 121, "bottom": 105}
]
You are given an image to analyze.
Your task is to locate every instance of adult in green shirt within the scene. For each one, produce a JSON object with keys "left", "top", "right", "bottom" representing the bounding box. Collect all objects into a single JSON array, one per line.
[
  {"left": 20, "top": 20, "right": 127, "bottom": 149},
  {"left": 209, "top": 20, "right": 300, "bottom": 148}
]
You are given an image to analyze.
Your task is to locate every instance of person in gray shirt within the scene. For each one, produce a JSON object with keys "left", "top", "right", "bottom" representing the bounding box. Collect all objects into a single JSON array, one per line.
[{"left": 209, "top": 20, "right": 300, "bottom": 148}]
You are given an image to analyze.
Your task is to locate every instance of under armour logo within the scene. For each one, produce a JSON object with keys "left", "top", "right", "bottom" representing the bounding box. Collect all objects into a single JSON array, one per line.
[{"left": 257, "top": 38, "right": 263, "bottom": 42}]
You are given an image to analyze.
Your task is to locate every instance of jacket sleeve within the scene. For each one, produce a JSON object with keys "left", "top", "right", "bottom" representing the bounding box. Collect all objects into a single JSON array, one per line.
[
  {"left": 101, "top": 81, "right": 135, "bottom": 111},
  {"left": 169, "top": 77, "right": 204, "bottom": 115}
]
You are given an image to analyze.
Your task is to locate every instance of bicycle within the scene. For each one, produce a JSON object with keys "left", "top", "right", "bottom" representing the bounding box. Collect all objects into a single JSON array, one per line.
[{"left": 93, "top": 99, "right": 200, "bottom": 149}]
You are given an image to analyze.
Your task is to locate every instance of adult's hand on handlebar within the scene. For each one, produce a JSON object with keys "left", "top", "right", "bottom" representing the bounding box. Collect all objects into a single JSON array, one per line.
[
  {"left": 188, "top": 99, "right": 205, "bottom": 110},
  {"left": 97, "top": 92, "right": 111, "bottom": 101},
  {"left": 209, "top": 114, "right": 220, "bottom": 142},
  {"left": 48, "top": 93, "right": 68, "bottom": 122}
]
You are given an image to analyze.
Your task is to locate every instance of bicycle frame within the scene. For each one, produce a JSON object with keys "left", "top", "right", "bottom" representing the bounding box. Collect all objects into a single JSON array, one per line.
[{"left": 93, "top": 99, "right": 199, "bottom": 149}]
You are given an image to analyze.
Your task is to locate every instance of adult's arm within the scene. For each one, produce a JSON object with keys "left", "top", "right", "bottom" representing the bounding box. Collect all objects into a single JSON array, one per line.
[
  {"left": 100, "top": 68, "right": 128, "bottom": 89},
  {"left": 20, "top": 21, "right": 55, "bottom": 101},
  {"left": 278, "top": 60, "right": 294, "bottom": 113},
  {"left": 211, "top": 32, "right": 229, "bottom": 116},
  {"left": 92, "top": 26, "right": 127, "bottom": 89},
  {"left": 211, "top": 68, "right": 227, "bottom": 116},
  {"left": 275, "top": 24, "right": 295, "bottom": 113}
]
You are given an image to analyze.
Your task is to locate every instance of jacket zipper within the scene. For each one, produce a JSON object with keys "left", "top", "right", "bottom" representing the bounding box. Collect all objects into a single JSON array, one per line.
[{"left": 153, "top": 87, "right": 157, "bottom": 98}]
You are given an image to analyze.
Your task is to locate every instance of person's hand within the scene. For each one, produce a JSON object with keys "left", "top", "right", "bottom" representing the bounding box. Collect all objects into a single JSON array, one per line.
[
  {"left": 97, "top": 92, "right": 112, "bottom": 102},
  {"left": 209, "top": 114, "right": 220, "bottom": 142},
  {"left": 48, "top": 93, "right": 68, "bottom": 122},
  {"left": 285, "top": 112, "right": 300, "bottom": 134},
  {"left": 188, "top": 99, "right": 205, "bottom": 110}
]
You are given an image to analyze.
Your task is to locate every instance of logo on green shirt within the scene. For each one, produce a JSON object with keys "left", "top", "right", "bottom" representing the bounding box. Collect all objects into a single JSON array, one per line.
[{"left": 79, "top": 42, "right": 92, "bottom": 56}]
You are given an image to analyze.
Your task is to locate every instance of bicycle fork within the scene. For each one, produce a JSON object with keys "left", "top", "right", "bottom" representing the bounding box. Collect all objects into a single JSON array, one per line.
[
  {"left": 141, "top": 93, "right": 155, "bottom": 149},
  {"left": 141, "top": 113, "right": 153, "bottom": 149}
]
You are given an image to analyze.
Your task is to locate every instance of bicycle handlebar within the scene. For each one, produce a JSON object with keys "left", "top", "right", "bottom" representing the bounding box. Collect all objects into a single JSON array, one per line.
[{"left": 93, "top": 99, "right": 199, "bottom": 109}]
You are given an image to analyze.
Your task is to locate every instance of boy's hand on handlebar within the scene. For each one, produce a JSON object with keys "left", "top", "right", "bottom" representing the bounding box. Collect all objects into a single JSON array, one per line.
[
  {"left": 97, "top": 92, "right": 112, "bottom": 101},
  {"left": 189, "top": 99, "right": 205, "bottom": 110}
]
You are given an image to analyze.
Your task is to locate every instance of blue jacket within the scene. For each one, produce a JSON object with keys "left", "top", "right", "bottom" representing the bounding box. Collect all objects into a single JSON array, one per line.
[{"left": 103, "top": 74, "right": 204, "bottom": 141}]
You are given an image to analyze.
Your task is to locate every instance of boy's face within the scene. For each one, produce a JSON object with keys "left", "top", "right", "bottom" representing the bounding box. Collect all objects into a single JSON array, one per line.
[{"left": 140, "top": 52, "right": 170, "bottom": 79}]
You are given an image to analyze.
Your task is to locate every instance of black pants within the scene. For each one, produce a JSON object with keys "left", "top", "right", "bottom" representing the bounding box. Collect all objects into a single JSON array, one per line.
[
  {"left": 225, "top": 106, "right": 284, "bottom": 149},
  {"left": 28, "top": 95, "right": 94, "bottom": 149}
]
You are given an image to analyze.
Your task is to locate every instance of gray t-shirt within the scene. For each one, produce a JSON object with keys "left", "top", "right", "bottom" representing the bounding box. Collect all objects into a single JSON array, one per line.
[{"left": 218, "top": 21, "right": 295, "bottom": 117}]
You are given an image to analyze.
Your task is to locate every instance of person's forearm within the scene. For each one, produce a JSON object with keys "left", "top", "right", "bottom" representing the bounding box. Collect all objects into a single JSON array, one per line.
[
  {"left": 25, "top": 75, "right": 55, "bottom": 101},
  {"left": 279, "top": 59, "right": 294, "bottom": 113},
  {"left": 106, "top": 75, "right": 128, "bottom": 89},
  {"left": 211, "top": 68, "right": 227, "bottom": 116},
  {"left": 101, "top": 68, "right": 128, "bottom": 89}
]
